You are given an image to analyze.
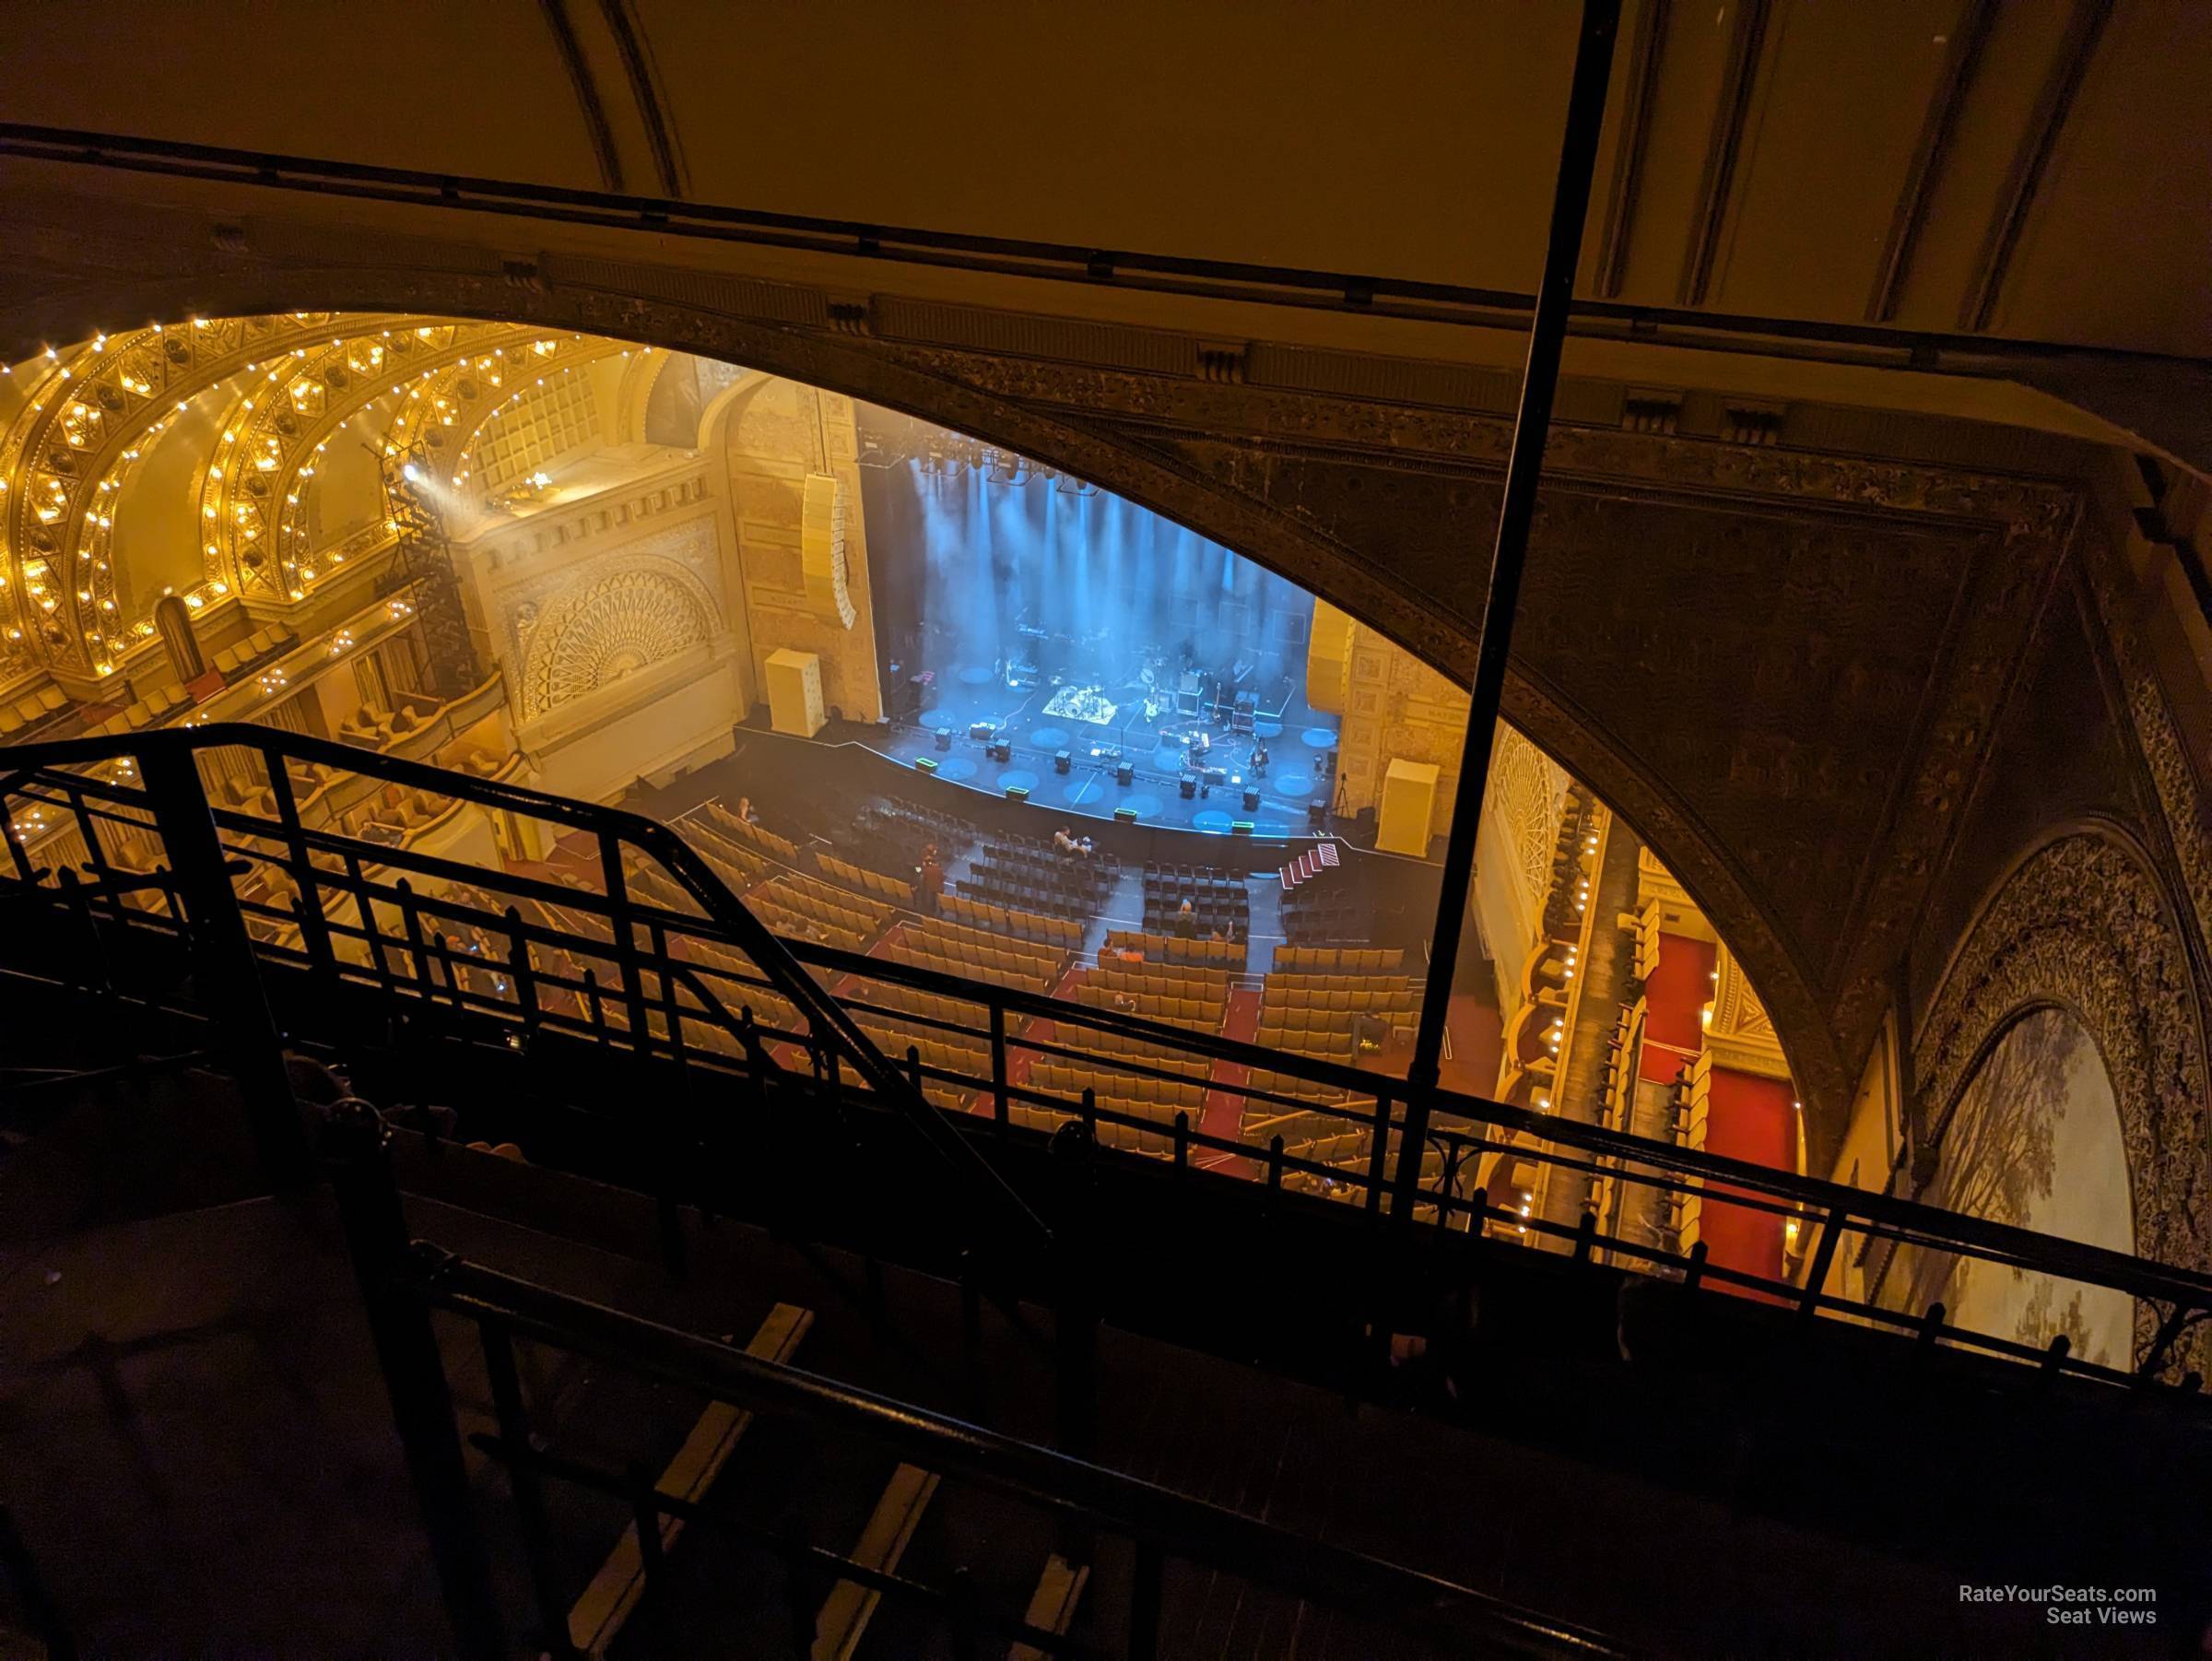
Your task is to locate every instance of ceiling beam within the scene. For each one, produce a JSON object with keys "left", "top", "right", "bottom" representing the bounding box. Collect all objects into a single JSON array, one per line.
[
  {"left": 1866, "top": 0, "right": 1997, "bottom": 324},
  {"left": 1959, "top": 0, "right": 2113, "bottom": 333},
  {"left": 1592, "top": 0, "right": 1669, "bottom": 300},
  {"left": 1677, "top": 0, "right": 1771, "bottom": 308}
]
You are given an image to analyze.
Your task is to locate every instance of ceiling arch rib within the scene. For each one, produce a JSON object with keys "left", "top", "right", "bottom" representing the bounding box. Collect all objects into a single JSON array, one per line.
[
  {"left": 0, "top": 312, "right": 406, "bottom": 678},
  {"left": 188, "top": 321, "right": 560, "bottom": 605}
]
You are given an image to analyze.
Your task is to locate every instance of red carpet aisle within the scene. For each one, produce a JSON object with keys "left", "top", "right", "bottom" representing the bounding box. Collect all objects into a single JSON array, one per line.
[{"left": 1196, "top": 986, "right": 1263, "bottom": 1172}]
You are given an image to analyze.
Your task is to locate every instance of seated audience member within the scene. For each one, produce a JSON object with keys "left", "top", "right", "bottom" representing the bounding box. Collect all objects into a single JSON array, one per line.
[
  {"left": 735, "top": 795, "right": 759, "bottom": 826},
  {"left": 919, "top": 843, "right": 945, "bottom": 913},
  {"left": 1172, "top": 899, "right": 1197, "bottom": 939},
  {"left": 1111, "top": 990, "right": 1139, "bottom": 1016},
  {"left": 1053, "top": 826, "right": 1079, "bottom": 854}
]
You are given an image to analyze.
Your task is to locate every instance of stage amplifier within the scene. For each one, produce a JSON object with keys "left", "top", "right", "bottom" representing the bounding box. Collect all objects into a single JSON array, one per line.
[
  {"left": 1114, "top": 761, "right": 1135, "bottom": 786},
  {"left": 1179, "top": 773, "right": 1198, "bottom": 799},
  {"left": 1307, "top": 801, "right": 1326, "bottom": 829},
  {"left": 1241, "top": 787, "right": 1260, "bottom": 811},
  {"left": 970, "top": 722, "right": 996, "bottom": 740},
  {"left": 935, "top": 727, "right": 953, "bottom": 751},
  {"left": 1053, "top": 750, "right": 1072, "bottom": 774},
  {"left": 1114, "top": 805, "right": 1139, "bottom": 822},
  {"left": 987, "top": 739, "right": 1012, "bottom": 762},
  {"left": 1005, "top": 783, "right": 1030, "bottom": 801}
]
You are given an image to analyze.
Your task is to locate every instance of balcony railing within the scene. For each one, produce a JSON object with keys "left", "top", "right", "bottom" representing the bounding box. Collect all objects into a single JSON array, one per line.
[{"left": 6, "top": 723, "right": 2212, "bottom": 1397}]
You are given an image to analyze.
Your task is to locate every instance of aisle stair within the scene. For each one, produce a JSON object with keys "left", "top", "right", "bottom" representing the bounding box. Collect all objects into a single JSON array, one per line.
[{"left": 1278, "top": 842, "right": 1340, "bottom": 890}]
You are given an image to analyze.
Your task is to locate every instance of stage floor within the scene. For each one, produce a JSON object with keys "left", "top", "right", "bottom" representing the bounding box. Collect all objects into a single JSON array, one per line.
[{"left": 878, "top": 659, "right": 1338, "bottom": 839}]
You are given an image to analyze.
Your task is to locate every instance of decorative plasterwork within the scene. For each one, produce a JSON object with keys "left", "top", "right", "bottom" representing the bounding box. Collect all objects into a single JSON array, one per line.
[
  {"left": 517, "top": 548, "right": 718, "bottom": 722},
  {"left": 0, "top": 273, "right": 2097, "bottom": 1162},
  {"left": 1913, "top": 831, "right": 2211, "bottom": 1354},
  {"left": 1488, "top": 724, "right": 1569, "bottom": 937},
  {"left": 1707, "top": 944, "right": 1791, "bottom": 1081}
]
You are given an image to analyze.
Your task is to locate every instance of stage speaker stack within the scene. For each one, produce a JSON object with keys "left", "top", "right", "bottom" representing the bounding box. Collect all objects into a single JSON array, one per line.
[
  {"left": 1307, "top": 801, "right": 1326, "bottom": 830},
  {"left": 1179, "top": 773, "right": 1198, "bottom": 799},
  {"left": 1114, "top": 805, "right": 1138, "bottom": 822},
  {"left": 1053, "top": 749, "right": 1072, "bottom": 774},
  {"left": 935, "top": 727, "right": 952, "bottom": 751},
  {"left": 1006, "top": 783, "right": 1030, "bottom": 801},
  {"left": 987, "top": 738, "right": 1012, "bottom": 762},
  {"left": 1115, "top": 760, "right": 1134, "bottom": 786},
  {"left": 1241, "top": 787, "right": 1260, "bottom": 811}
]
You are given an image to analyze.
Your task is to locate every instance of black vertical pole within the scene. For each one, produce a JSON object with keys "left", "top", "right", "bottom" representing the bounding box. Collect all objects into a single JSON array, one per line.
[
  {"left": 1398, "top": 0, "right": 1622, "bottom": 1219},
  {"left": 317, "top": 1100, "right": 506, "bottom": 1661},
  {"left": 138, "top": 738, "right": 312, "bottom": 1189}
]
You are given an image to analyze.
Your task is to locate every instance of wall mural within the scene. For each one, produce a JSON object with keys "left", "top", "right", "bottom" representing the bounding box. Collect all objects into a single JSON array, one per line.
[{"left": 1902, "top": 1007, "right": 2135, "bottom": 1369}]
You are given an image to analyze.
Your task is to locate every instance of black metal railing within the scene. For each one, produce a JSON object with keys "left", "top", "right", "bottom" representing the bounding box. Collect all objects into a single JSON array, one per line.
[
  {"left": 6, "top": 723, "right": 2212, "bottom": 1397},
  {"left": 315, "top": 1095, "right": 1622, "bottom": 1661}
]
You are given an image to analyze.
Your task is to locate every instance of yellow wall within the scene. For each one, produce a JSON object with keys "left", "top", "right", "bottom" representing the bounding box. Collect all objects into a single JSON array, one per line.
[
  {"left": 1318, "top": 600, "right": 1471, "bottom": 844},
  {"left": 720, "top": 381, "right": 883, "bottom": 724}
]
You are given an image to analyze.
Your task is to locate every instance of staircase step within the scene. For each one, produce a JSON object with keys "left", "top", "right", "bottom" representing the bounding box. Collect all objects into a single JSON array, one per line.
[
  {"left": 1007, "top": 1552, "right": 1089, "bottom": 1660},
  {"left": 568, "top": 1302, "right": 814, "bottom": 1656},
  {"left": 815, "top": 1462, "right": 940, "bottom": 1659}
]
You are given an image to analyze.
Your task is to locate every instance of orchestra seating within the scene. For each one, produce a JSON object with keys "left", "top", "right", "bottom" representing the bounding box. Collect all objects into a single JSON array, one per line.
[
  {"left": 1100, "top": 929, "right": 1241, "bottom": 969},
  {"left": 940, "top": 892, "right": 1082, "bottom": 950},
  {"left": 1072, "top": 962, "right": 1229, "bottom": 1033},
  {"left": 1280, "top": 879, "right": 1363, "bottom": 945},
  {"left": 1259, "top": 972, "right": 1418, "bottom": 1021},
  {"left": 678, "top": 816, "right": 771, "bottom": 893},
  {"left": 744, "top": 873, "right": 889, "bottom": 953},
  {"left": 881, "top": 914, "right": 1063, "bottom": 993},
  {"left": 1268, "top": 945, "right": 1405, "bottom": 973},
  {"left": 817, "top": 852, "right": 916, "bottom": 908},
  {"left": 958, "top": 836, "right": 1117, "bottom": 923},
  {"left": 1140, "top": 862, "right": 1250, "bottom": 941},
  {"left": 841, "top": 795, "right": 973, "bottom": 878},
  {"left": 701, "top": 798, "right": 799, "bottom": 864}
]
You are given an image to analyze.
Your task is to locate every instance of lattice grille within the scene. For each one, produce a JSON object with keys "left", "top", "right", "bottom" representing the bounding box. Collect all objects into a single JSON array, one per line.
[{"left": 477, "top": 377, "right": 600, "bottom": 494}]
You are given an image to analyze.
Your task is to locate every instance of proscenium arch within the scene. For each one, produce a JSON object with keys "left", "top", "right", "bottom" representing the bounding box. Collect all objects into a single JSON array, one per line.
[
  {"left": 2, "top": 267, "right": 1841, "bottom": 1134},
  {"left": 1912, "top": 819, "right": 2212, "bottom": 1363}
]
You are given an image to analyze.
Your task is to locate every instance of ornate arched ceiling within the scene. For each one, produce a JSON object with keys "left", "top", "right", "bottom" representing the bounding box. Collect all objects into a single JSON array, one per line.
[
  {"left": 2, "top": 284, "right": 2203, "bottom": 1187},
  {"left": 0, "top": 316, "right": 624, "bottom": 682}
]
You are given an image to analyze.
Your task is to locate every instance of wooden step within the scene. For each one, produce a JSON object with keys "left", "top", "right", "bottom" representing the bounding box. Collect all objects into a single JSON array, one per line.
[
  {"left": 814, "top": 1462, "right": 940, "bottom": 1660},
  {"left": 568, "top": 1302, "right": 815, "bottom": 1657}
]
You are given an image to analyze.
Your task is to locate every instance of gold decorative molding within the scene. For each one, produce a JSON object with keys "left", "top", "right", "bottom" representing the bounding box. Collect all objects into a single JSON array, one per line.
[{"left": 1705, "top": 944, "right": 1792, "bottom": 1081}]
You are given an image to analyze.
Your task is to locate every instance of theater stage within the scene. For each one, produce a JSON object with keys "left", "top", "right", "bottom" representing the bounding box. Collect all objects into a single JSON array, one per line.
[{"left": 873, "top": 661, "right": 1338, "bottom": 840}]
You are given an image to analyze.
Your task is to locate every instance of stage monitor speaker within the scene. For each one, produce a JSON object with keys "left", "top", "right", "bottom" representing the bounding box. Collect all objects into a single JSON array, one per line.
[
  {"left": 1179, "top": 773, "right": 1198, "bottom": 799},
  {"left": 1005, "top": 784, "right": 1030, "bottom": 801},
  {"left": 987, "top": 739, "right": 1012, "bottom": 762},
  {"left": 914, "top": 757, "right": 939, "bottom": 773},
  {"left": 1231, "top": 820, "right": 1253, "bottom": 836},
  {"left": 970, "top": 722, "right": 995, "bottom": 740},
  {"left": 1307, "top": 801, "right": 1326, "bottom": 829},
  {"left": 1053, "top": 749, "right": 1072, "bottom": 774},
  {"left": 1115, "top": 761, "right": 1135, "bottom": 786},
  {"left": 935, "top": 727, "right": 952, "bottom": 751},
  {"left": 1241, "top": 787, "right": 1260, "bottom": 811},
  {"left": 1114, "top": 805, "right": 1138, "bottom": 822}
]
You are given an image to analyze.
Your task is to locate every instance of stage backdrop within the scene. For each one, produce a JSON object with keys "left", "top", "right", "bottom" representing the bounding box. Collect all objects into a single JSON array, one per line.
[{"left": 854, "top": 414, "right": 1312, "bottom": 707}]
